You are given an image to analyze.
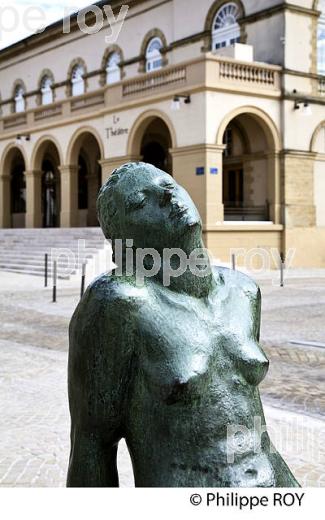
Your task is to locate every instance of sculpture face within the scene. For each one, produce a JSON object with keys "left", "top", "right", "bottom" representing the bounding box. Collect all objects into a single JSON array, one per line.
[{"left": 113, "top": 164, "right": 202, "bottom": 249}]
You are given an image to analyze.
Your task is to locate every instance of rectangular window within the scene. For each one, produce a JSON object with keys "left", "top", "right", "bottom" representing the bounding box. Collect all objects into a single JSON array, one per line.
[{"left": 153, "top": 59, "right": 162, "bottom": 69}]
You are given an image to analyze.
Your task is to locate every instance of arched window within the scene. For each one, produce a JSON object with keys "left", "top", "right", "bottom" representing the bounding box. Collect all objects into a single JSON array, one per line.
[
  {"left": 41, "top": 75, "right": 53, "bottom": 105},
  {"left": 106, "top": 52, "right": 121, "bottom": 84},
  {"left": 212, "top": 2, "right": 240, "bottom": 51},
  {"left": 146, "top": 37, "right": 163, "bottom": 72},
  {"left": 318, "top": 0, "right": 325, "bottom": 75},
  {"left": 71, "top": 64, "right": 85, "bottom": 96},
  {"left": 14, "top": 85, "right": 25, "bottom": 113}
]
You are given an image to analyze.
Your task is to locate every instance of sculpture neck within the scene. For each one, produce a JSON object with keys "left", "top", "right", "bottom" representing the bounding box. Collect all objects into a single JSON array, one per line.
[
  {"left": 154, "top": 236, "right": 213, "bottom": 298},
  {"left": 112, "top": 234, "right": 214, "bottom": 299}
]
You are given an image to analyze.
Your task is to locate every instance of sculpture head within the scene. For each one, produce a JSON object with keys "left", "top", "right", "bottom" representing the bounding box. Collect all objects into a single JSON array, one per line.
[{"left": 97, "top": 162, "right": 202, "bottom": 250}]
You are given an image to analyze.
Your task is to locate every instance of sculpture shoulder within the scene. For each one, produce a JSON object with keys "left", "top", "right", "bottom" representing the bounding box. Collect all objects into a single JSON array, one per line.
[
  {"left": 69, "top": 274, "right": 148, "bottom": 350},
  {"left": 213, "top": 265, "right": 261, "bottom": 302},
  {"left": 68, "top": 274, "right": 145, "bottom": 380},
  {"left": 68, "top": 274, "right": 141, "bottom": 430},
  {"left": 72, "top": 273, "right": 146, "bottom": 321}
]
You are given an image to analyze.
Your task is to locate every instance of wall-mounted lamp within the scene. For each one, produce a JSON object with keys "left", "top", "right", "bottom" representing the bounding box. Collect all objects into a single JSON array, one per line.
[
  {"left": 171, "top": 94, "right": 191, "bottom": 111},
  {"left": 294, "top": 100, "right": 312, "bottom": 116},
  {"left": 15, "top": 134, "right": 31, "bottom": 145},
  {"left": 293, "top": 91, "right": 312, "bottom": 116}
]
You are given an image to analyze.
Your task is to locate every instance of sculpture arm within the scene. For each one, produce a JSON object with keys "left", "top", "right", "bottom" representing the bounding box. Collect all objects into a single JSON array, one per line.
[{"left": 67, "top": 276, "right": 135, "bottom": 487}]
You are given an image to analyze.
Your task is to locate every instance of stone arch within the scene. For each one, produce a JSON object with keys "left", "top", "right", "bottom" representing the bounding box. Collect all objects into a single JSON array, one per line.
[
  {"left": 202, "top": 0, "right": 246, "bottom": 51},
  {"left": 310, "top": 119, "right": 325, "bottom": 227},
  {"left": 217, "top": 106, "right": 281, "bottom": 223},
  {"left": 29, "top": 137, "right": 62, "bottom": 228},
  {"left": 66, "top": 126, "right": 104, "bottom": 165},
  {"left": 138, "top": 28, "right": 168, "bottom": 73},
  {"left": 31, "top": 135, "right": 64, "bottom": 171},
  {"left": 127, "top": 109, "right": 177, "bottom": 156},
  {"left": 0, "top": 142, "right": 28, "bottom": 177},
  {"left": 310, "top": 120, "right": 325, "bottom": 152},
  {"left": 66, "top": 127, "right": 104, "bottom": 226},
  {"left": 0, "top": 143, "right": 27, "bottom": 228},
  {"left": 100, "top": 44, "right": 125, "bottom": 86},
  {"left": 127, "top": 110, "right": 176, "bottom": 175},
  {"left": 216, "top": 106, "right": 281, "bottom": 151},
  {"left": 66, "top": 57, "right": 88, "bottom": 97}
]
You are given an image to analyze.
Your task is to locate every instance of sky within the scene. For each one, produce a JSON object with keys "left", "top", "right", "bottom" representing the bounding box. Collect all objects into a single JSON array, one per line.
[{"left": 0, "top": 0, "right": 94, "bottom": 49}]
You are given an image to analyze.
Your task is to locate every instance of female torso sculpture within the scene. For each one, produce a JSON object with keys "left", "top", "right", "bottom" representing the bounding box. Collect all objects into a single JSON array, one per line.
[{"left": 67, "top": 162, "right": 299, "bottom": 487}]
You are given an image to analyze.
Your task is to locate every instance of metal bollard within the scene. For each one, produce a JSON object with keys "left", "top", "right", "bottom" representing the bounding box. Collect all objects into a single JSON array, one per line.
[
  {"left": 231, "top": 253, "right": 236, "bottom": 271},
  {"left": 44, "top": 253, "right": 48, "bottom": 287},
  {"left": 52, "top": 260, "right": 57, "bottom": 303},
  {"left": 280, "top": 261, "right": 285, "bottom": 288},
  {"left": 80, "top": 262, "right": 86, "bottom": 299}
]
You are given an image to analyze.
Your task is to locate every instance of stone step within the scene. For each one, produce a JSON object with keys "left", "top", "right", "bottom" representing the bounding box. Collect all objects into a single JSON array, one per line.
[
  {"left": 0, "top": 260, "right": 77, "bottom": 271},
  {"left": 0, "top": 257, "right": 93, "bottom": 267},
  {"left": 0, "top": 250, "right": 98, "bottom": 264},
  {"left": 0, "top": 228, "right": 104, "bottom": 236},
  {"left": 0, "top": 267, "right": 72, "bottom": 280},
  {"left": 0, "top": 228, "right": 106, "bottom": 279},
  {"left": 0, "top": 246, "right": 102, "bottom": 254},
  {"left": 0, "top": 237, "right": 105, "bottom": 242},
  {"left": 0, "top": 240, "right": 104, "bottom": 245}
]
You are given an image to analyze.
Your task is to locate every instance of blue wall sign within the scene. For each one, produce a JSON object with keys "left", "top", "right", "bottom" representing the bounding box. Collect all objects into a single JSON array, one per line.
[
  {"left": 196, "top": 167, "right": 205, "bottom": 175},
  {"left": 210, "top": 167, "right": 218, "bottom": 175}
]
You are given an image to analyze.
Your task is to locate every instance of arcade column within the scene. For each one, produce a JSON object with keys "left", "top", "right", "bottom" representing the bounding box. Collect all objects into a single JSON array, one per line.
[
  {"left": 170, "top": 144, "right": 225, "bottom": 227},
  {"left": 59, "top": 165, "right": 79, "bottom": 228},
  {"left": 0, "top": 172, "right": 10, "bottom": 228},
  {"left": 25, "top": 169, "right": 42, "bottom": 228}
]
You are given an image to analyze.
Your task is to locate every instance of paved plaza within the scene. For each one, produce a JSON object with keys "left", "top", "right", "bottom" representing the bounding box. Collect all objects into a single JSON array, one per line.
[{"left": 0, "top": 270, "right": 324, "bottom": 487}]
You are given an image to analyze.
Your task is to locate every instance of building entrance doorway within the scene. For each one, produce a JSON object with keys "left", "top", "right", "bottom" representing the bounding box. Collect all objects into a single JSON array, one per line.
[
  {"left": 223, "top": 166, "right": 243, "bottom": 209},
  {"left": 141, "top": 141, "right": 168, "bottom": 172},
  {"left": 42, "top": 161, "right": 58, "bottom": 228},
  {"left": 68, "top": 131, "right": 103, "bottom": 226},
  {"left": 222, "top": 117, "right": 271, "bottom": 221},
  {"left": 10, "top": 150, "right": 26, "bottom": 228},
  {"left": 138, "top": 117, "right": 173, "bottom": 175}
]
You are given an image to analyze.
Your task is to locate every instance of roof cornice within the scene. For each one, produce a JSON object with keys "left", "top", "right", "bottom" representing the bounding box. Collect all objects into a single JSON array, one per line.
[{"left": 0, "top": 0, "right": 145, "bottom": 63}]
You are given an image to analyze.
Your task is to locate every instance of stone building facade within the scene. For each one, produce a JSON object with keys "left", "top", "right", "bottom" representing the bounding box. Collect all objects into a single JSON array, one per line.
[{"left": 0, "top": 0, "right": 324, "bottom": 267}]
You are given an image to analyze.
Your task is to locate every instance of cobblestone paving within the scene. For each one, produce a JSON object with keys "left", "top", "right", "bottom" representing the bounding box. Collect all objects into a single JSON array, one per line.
[
  {"left": 261, "top": 345, "right": 325, "bottom": 420},
  {"left": 0, "top": 340, "right": 134, "bottom": 487},
  {"left": 0, "top": 272, "right": 324, "bottom": 487}
]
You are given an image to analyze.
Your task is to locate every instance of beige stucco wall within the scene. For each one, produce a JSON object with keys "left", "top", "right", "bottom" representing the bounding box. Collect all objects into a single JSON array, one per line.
[
  {"left": 285, "top": 227, "right": 325, "bottom": 266},
  {"left": 283, "top": 100, "right": 325, "bottom": 151},
  {"left": 204, "top": 227, "right": 283, "bottom": 269},
  {"left": 314, "top": 158, "right": 325, "bottom": 226},
  {"left": 285, "top": 11, "right": 314, "bottom": 73}
]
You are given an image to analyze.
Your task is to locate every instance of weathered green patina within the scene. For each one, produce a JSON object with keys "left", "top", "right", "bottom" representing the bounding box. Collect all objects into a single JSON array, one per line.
[{"left": 67, "top": 162, "right": 299, "bottom": 487}]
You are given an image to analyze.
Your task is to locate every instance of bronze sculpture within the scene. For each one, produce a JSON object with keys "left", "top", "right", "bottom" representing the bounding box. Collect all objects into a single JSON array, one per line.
[{"left": 67, "top": 162, "right": 299, "bottom": 487}]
